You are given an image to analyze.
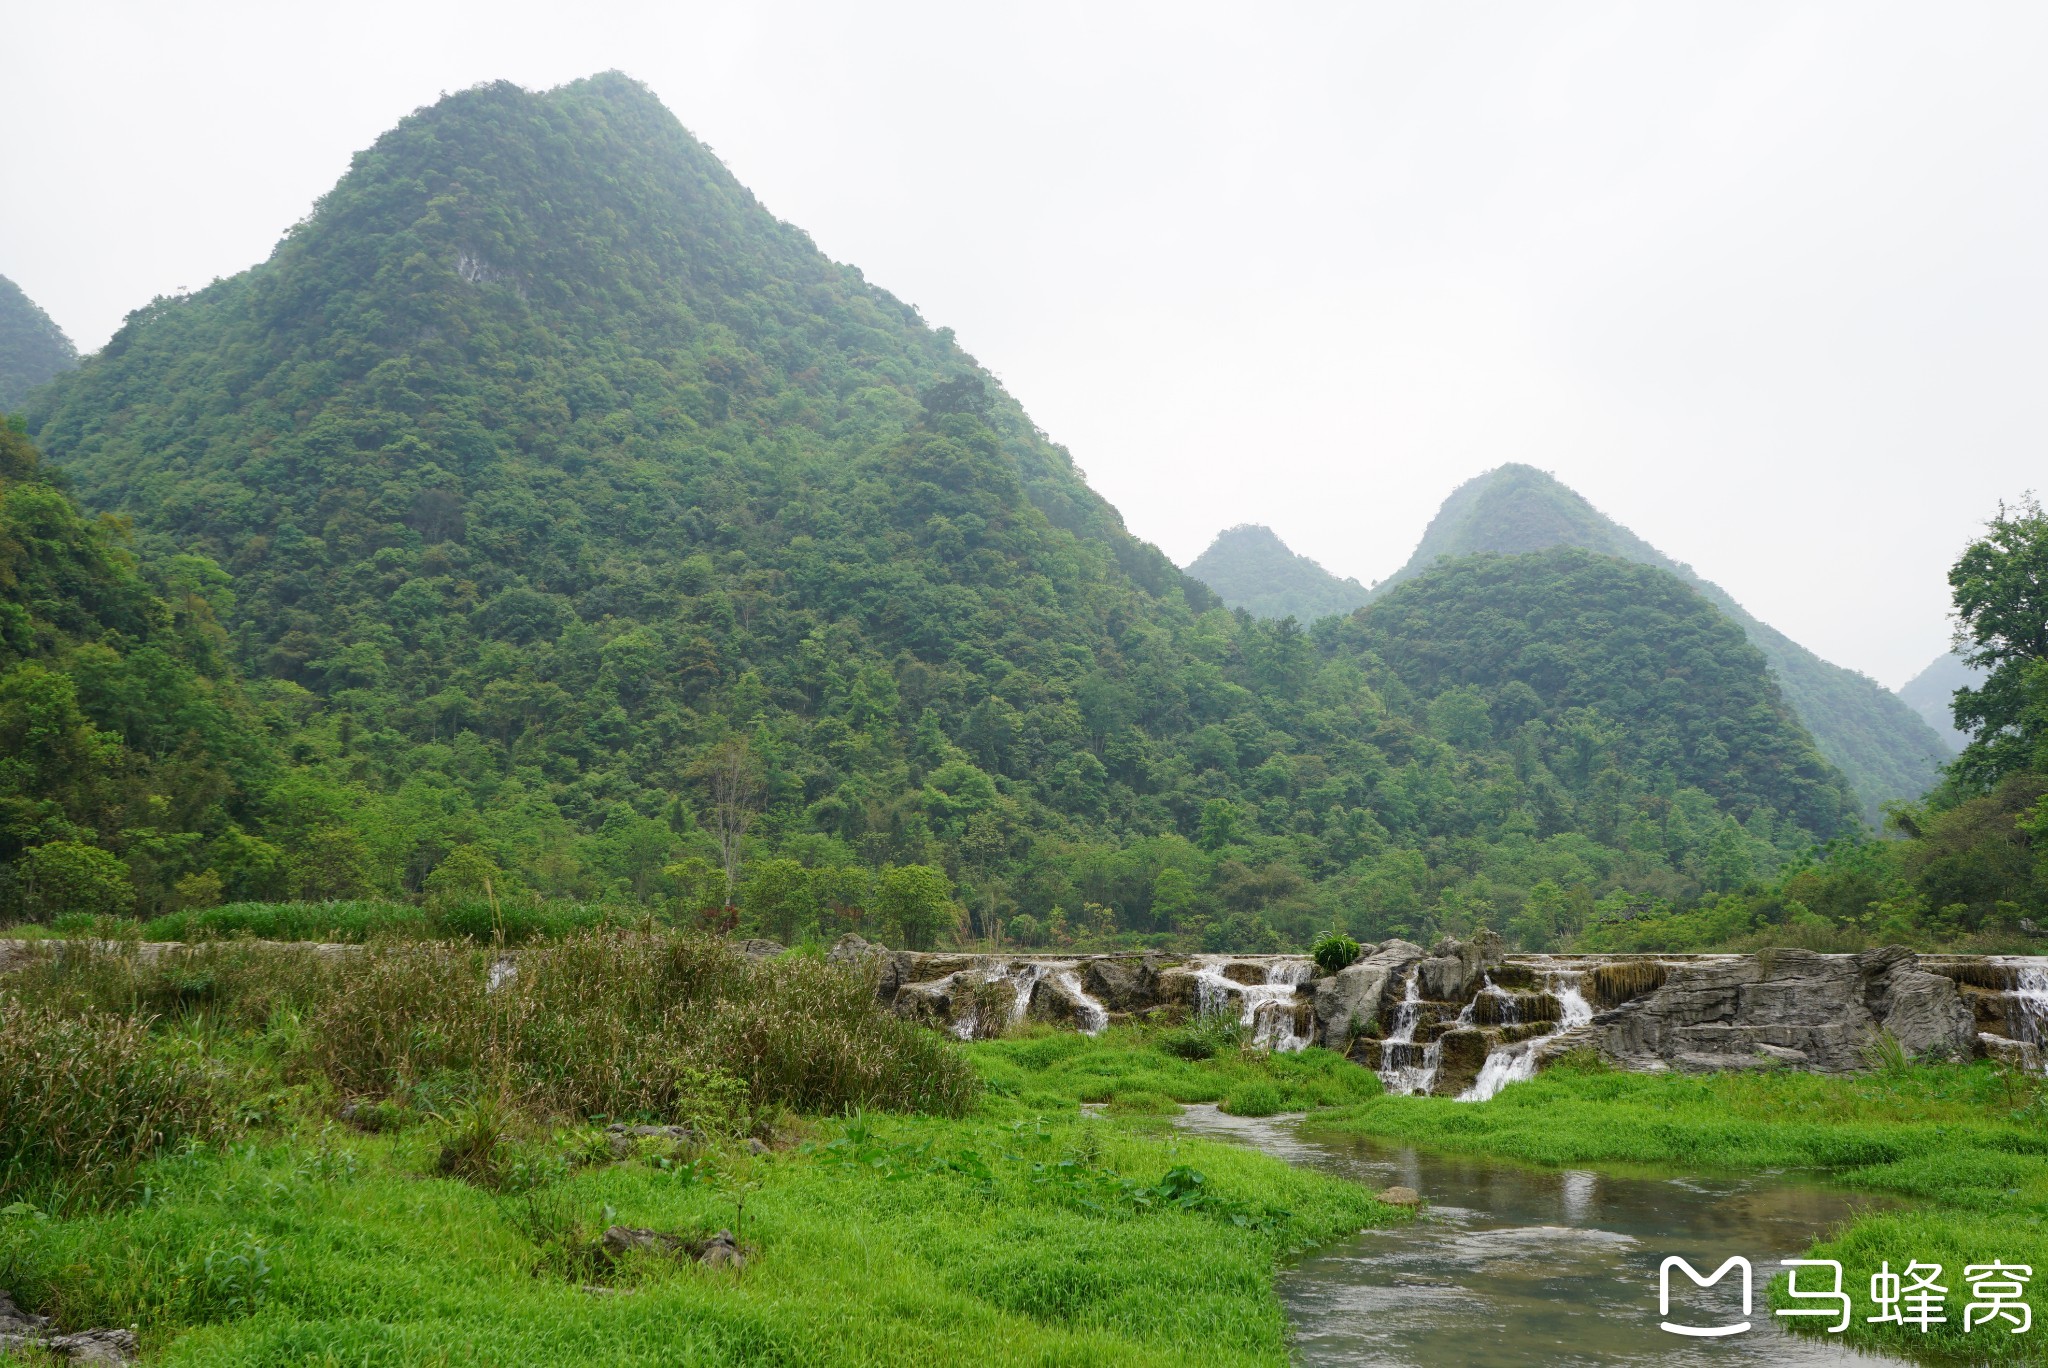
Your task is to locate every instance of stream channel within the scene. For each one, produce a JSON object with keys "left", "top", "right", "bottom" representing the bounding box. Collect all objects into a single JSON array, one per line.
[{"left": 1175, "top": 1104, "right": 1916, "bottom": 1367}]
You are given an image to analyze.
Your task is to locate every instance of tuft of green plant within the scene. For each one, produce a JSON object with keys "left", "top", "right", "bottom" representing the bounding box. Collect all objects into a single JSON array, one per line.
[
  {"left": 1221, "top": 1081, "right": 1285, "bottom": 1118},
  {"left": 185, "top": 1233, "right": 273, "bottom": 1321},
  {"left": 0, "top": 1000, "right": 228, "bottom": 1211},
  {"left": 1310, "top": 932, "right": 1361, "bottom": 976},
  {"left": 1156, "top": 1015, "right": 1244, "bottom": 1062},
  {"left": 1859, "top": 1029, "right": 1912, "bottom": 1076}
]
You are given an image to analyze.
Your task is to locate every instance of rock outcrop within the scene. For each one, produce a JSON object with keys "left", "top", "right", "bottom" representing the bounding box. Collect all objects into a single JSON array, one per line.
[
  {"left": 0, "top": 1290, "right": 136, "bottom": 1364},
  {"left": 1311, "top": 939, "right": 1423, "bottom": 1049},
  {"left": 1588, "top": 947, "right": 1978, "bottom": 1073}
]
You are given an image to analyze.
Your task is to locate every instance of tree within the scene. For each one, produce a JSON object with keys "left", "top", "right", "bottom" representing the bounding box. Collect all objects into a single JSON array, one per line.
[
  {"left": 695, "top": 737, "right": 763, "bottom": 901},
  {"left": 874, "top": 864, "right": 958, "bottom": 950},
  {"left": 1195, "top": 799, "right": 1243, "bottom": 852},
  {"left": 741, "top": 859, "right": 816, "bottom": 944},
  {"left": 16, "top": 841, "right": 132, "bottom": 920},
  {"left": 424, "top": 845, "right": 507, "bottom": 909},
  {"left": 1951, "top": 495, "right": 2048, "bottom": 786}
]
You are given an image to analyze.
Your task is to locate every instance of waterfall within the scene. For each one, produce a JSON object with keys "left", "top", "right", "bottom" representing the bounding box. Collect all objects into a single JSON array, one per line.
[
  {"left": 1051, "top": 965, "right": 1111, "bottom": 1034},
  {"left": 1192, "top": 957, "right": 1314, "bottom": 1052},
  {"left": 948, "top": 958, "right": 1113, "bottom": 1039},
  {"left": 1457, "top": 968, "right": 1593, "bottom": 1103},
  {"left": 2007, "top": 960, "right": 2048, "bottom": 1048},
  {"left": 1377, "top": 968, "right": 1442, "bottom": 1096},
  {"left": 2000, "top": 959, "right": 2048, "bottom": 1069}
]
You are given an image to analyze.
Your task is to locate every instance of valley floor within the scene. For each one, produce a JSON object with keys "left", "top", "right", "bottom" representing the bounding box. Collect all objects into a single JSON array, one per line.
[
  {"left": 0, "top": 1024, "right": 1394, "bottom": 1367},
  {"left": 5, "top": 984, "right": 2044, "bottom": 1365}
]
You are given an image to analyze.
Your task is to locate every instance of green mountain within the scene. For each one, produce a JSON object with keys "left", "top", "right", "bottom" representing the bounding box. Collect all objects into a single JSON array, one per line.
[
  {"left": 0, "top": 275, "right": 78, "bottom": 410},
  {"left": 1335, "top": 549, "right": 1858, "bottom": 845},
  {"left": 16, "top": 75, "right": 1853, "bottom": 947},
  {"left": 1376, "top": 464, "right": 1950, "bottom": 816},
  {"left": 1896, "top": 650, "right": 1978, "bottom": 753},
  {"left": 1183, "top": 524, "right": 1371, "bottom": 622},
  {"left": 0, "top": 419, "right": 279, "bottom": 913}
]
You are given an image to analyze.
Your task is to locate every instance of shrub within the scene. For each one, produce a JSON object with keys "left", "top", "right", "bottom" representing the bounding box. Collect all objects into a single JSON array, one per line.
[
  {"left": 1221, "top": 1081, "right": 1284, "bottom": 1117},
  {"left": 0, "top": 1000, "right": 227, "bottom": 1209},
  {"left": 1310, "top": 932, "right": 1361, "bottom": 975},
  {"left": 15, "top": 842, "right": 133, "bottom": 921},
  {"left": 306, "top": 930, "right": 978, "bottom": 1121}
]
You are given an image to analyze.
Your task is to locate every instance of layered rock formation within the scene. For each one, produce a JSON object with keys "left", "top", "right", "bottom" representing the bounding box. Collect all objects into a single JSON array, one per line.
[{"left": 840, "top": 933, "right": 2045, "bottom": 1094}]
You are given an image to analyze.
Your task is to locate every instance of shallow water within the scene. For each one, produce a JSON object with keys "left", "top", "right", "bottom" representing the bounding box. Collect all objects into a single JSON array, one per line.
[{"left": 1175, "top": 1105, "right": 1914, "bottom": 1367}]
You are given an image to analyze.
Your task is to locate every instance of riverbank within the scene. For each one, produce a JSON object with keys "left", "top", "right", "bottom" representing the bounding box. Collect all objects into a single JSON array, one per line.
[
  {"left": 0, "top": 939, "right": 1399, "bottom": 1365},
  {"left": 1307, "top": 1055, "right": 2048, "bottom": 1364}
]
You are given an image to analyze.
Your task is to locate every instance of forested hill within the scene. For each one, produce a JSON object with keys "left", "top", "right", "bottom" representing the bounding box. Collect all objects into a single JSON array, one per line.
[
  {"left": 1333, "top": 550, "right": 1859, "bottom": 848},
  {"left": 0, "top": 274, "right": 78, "bottom": 410},
  {"left": 1897, "top": 649, "right": 1979, "bottom": 753},
  {"left": 1183, "top": 524, "right": 1370, "bottom": 621},
  {"left": 12, "top": 75, "right": 1853, "bottom": 947},
  {"left": 1374, "top": 464, "right": 1950, "bottom": 816}
]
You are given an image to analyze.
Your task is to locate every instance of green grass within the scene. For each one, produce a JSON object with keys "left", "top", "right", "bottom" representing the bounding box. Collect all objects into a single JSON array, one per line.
[
  {"left": 132, "top": 899, "right": 634, "bottom": 944},
  {"left": 1306, "top": 1057, "right": 2048, "bottom": 1364},
  {"left": 0, "top": 944, "right": 1405, "bottom": 1364},
  {"left": 972, "top": 1023, "right": 1385, "bottom": 1118},
  {"left": 0, "top": 1107, "right": 1388, "bottom": 1366}
]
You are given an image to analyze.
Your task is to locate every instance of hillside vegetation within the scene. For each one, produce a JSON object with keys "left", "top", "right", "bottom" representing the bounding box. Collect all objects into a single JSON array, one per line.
[
  {"left": 1372, "top": 464, "right": 1951, "bottom": 815},
  {"left": 1182, "top": 524, "right": 1370, "bottom": 622},
  {"left": 9, "top": 75, "right": 1866, "bottom": 953},
  {"left": 0, "top": 273, "right": 77, "bottom": 410}
]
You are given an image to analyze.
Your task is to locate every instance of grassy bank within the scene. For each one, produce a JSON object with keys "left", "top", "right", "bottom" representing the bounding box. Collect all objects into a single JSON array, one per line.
[
  {"left": 1306, "top": 1057, "right": 2048, "bottom": 1364},
  {"left": 0, "top": 938, "right": 1397, "bottom": 1365}
]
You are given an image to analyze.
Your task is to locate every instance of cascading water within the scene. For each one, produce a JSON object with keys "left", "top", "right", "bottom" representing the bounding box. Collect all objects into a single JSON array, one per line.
[
  {"left": 950, "top": 959, "right": 1112, "bottom": 1039},
  {"left": 2006, "top": 959, "right": 2048, "bottom": 1050},
  {"left": 1051, "top": 966, "right": 1111, "bottom": 1034},
  {"left": 1377, "top": 968, "right": 1442, "bottom": 1096},
  {"left": 1457, "top": 968, "right": 1594, "bottom": 1103},
  {"left": 1192, "top": 957, "right": 1315, "bottom": 1052}
]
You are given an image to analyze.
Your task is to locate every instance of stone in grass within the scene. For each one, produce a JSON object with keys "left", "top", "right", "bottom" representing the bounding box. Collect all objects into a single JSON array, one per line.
[
  {"left": 602, "top": 1226, "right": 745, "bottom": 1271},
  {"left": 604, "top": 1122, "right": 697, "bottom": 1158},
  {"left": 0, "top": 1289, "right": 138, "bottom": 1363},
  {"left": 1377, "top": 1186, "right": 1423, "bottom": 1208}
]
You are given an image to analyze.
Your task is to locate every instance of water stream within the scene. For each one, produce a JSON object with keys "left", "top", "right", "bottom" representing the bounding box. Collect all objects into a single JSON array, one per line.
[
  {"left": 1193, "top": 956, "right": 1317, "bottom": 1052},
  {"left": 1176, "top": 1105, "right": 1913, "bottom": 1367}
]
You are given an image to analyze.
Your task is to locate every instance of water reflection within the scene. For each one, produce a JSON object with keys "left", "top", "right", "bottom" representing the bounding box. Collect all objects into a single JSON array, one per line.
[{"left": 1175, "top": 1105, "right": 1912, "bottom": 1367}]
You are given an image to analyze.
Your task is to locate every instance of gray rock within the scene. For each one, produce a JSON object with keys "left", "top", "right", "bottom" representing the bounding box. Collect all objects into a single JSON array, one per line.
[
  {"left": 734, "top": 938, "right": 785, "bottom": 960},
  {"left": 0, "top": 1290, "right": 135, "bottom": 1364},
  {"left": 602, "top": 1225, "right": 744, "bottom": 1270},
  {"left": 605, "top": 1123, "right": 696, "bottom": 1158},
  {"left": 697, "top": 1229, "right": 744, "bottom": 1269},
  {"left": 45, "top": 1329, "right": 140, "bottom": 1364},
  {"left": 1584, "top": 948, "right": 1979, "bottom": 1074},
  {"left": 1029, "top": 973, "right": 1098, "bottom": 1028},
  {"left": 1869, "top": 961, "right": 1978, "bottom": 1062},
  {"left": 1980, "top": 1032, "right": 2042, "bottom": 1072},
  {"left": 1416, "top": 931, "right": 1503, "bottom": 1001},
  {"left": 1377, "top": 1185, "right": 1422, "bottom": 1208},
  {"left": 1311, "top": 939, "right": 1423, "bottom": 1049},
  {"left": 1082, "top": 957, "right": 1147, "bottom": 1011}
]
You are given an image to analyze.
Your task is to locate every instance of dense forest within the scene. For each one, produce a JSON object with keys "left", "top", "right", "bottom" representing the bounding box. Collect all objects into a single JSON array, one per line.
[
  {"left": 1183, "top": 524, "right": 1370, "bottom": 622},
  {"left": 0, "top": 274, "right": 77, "bottom": 410},
  {"left": 3, "top": 74, "right": 2041, "bottom": 958},
  {"left": 1369, "top": 464, "right": 1952, "bottom": 817}
]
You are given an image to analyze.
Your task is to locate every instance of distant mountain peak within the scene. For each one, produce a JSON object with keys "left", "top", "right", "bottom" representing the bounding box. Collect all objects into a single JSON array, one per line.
[
  {"left": 0, "top": 274, "right": 79, "bottom": 409},
  {"left": 1185, "top": 523, "right": 1371, "bottom": 622},
  {"left": 1375, "top": 464, "right": 1950, "bottom": 815}
]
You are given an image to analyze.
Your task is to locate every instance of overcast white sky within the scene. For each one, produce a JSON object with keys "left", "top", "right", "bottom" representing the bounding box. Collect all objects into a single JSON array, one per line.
[{"left": 5, "top": 1, "right": 2044, "bottom": 688}]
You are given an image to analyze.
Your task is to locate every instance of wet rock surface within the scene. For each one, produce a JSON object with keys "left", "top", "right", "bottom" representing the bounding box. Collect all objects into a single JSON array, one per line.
[{"left": 0, "top": 1290, "right": 137, "bottom": 1364}]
